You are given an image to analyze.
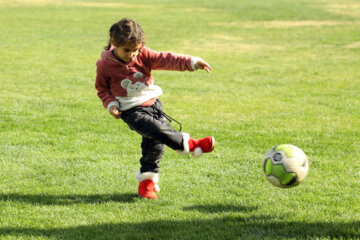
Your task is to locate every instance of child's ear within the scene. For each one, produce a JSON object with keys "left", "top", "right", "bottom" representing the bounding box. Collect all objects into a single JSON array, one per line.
[{"left": 110, "top": 38, "right": 117, "bottom": 47}]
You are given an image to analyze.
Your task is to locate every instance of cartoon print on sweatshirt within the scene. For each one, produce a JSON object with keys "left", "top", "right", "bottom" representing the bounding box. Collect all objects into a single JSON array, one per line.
[{"left": 121, "top": 72, "right": 149, "bottom": 97}]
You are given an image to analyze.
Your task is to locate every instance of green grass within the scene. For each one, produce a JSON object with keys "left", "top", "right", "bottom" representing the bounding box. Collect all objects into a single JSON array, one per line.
[{"left": 0, "top": 0, "right": 359, "bottom": 239}]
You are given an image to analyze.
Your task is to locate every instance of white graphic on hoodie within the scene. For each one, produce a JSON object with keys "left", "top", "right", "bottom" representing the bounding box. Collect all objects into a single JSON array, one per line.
[
  {"left": 116, "top": 72, "right": 162, "bottom": 111},
  {"left": 121, "top": 79, "right": 147, "bottom": 97}
]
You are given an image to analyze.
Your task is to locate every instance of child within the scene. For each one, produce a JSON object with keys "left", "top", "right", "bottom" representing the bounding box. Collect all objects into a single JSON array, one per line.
[{"left": 95, "top": 18, "right": 215, "bottom": 199}]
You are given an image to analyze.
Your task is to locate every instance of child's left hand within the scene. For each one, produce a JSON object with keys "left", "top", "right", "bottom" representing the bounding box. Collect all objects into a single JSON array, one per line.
[{"left": 195, "top": 59, "right": 213, "bottom": 73}]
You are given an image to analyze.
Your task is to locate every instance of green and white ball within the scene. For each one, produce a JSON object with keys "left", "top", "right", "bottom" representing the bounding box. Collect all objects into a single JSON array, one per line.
[{"left": 263, "top": 144, "right": 309, "bottom": 188}]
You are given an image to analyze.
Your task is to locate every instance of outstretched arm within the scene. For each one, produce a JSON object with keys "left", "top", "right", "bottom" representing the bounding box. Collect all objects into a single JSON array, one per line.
[{"left": 143, "top": 47, "right": 212, "bottom": 73}]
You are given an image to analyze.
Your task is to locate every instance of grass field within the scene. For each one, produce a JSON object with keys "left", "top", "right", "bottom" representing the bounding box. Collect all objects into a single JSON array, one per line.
[{"left": 0, "top": 0, "right": 359, "bottom": 239}]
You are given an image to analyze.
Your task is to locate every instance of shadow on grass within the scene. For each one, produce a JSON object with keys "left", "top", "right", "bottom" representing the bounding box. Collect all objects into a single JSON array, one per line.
[
  {"left": 0, "top": 198, "right": 358, "bottom": 239},
  {"left": 0, "top": 217, "right": 358, "bottom": 239},
  {"left": 183, "top": 203, "right": 258, "bottom": 213},
  {"left": 0, "top": 193, "right": 139, "bottom": 205}
]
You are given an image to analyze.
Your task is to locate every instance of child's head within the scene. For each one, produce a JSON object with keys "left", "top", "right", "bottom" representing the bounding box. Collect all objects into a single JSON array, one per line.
[{"left": 105, "top": 18, "right": 144, "bottom": 50}]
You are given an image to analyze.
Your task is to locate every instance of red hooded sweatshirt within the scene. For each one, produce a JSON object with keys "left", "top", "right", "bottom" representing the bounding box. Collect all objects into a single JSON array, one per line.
[{"left": 95, "top": 46, "right": 201, "bottom": 111}]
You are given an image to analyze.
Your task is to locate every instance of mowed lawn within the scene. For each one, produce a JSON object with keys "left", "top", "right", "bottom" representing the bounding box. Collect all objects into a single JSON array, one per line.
[{"left": 0, "top": 0, "right": 359, "bottom": 239}]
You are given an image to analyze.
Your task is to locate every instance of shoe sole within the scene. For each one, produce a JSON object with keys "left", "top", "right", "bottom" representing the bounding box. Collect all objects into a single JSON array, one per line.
[
  {"left": 210, "top": 137, "right": 215, "bottom": 152},
  {"left": 138, "top": 194, "right": 158, "bottom": 199}
]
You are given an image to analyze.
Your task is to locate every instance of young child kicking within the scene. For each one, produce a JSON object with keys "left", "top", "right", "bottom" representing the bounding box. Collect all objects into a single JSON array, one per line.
[{"left": 95, "top": 18, "right": 215, "bottom": 199}]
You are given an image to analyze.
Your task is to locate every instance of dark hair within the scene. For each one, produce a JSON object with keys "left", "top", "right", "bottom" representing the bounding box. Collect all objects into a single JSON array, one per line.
[{"left": 104, "top": 18, "right": 144, "bottom": 50}]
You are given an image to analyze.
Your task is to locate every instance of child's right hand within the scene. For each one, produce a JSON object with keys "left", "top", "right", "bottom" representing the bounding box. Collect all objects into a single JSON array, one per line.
[
  {"left": 109, "top": 106, "right": 122, "bottom": 119},
  {"left": 194, "top": 59, "right": 213, "bottom": 73}
]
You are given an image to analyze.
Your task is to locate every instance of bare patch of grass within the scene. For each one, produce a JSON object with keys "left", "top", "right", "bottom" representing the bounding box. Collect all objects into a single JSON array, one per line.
[
  {"left": 180, "top": 39, "right": 284, "bottom": 53},
  {"left": 213, "top": 20, "right": 358, "bottom": 29},
  {"left": 327, "top": 4, "right": 360, "bottom": 8},
  {"left": 0, "top": 0, "right": 146, "bottom": 8},
  {"left": 211, "top": 34, "right": 243, "bottom": 41},
  {"left": 322, "top": 3, "right": 360, "bottom": 18},
  {"left": 344, "top": 42, "right": 360, "bottom": 48}
]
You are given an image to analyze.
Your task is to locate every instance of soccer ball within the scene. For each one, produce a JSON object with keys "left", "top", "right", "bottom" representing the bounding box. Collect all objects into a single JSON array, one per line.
[{"left": 263, "top": 144, "right": 309, "bottom": 188}]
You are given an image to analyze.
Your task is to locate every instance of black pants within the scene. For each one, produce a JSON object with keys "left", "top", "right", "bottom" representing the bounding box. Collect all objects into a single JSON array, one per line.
[{"left": 121, "top": 99, "right": 184, "bottom": 173}]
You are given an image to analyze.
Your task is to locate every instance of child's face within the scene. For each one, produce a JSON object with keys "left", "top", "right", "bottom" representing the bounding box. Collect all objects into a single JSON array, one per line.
[{"left": 113, "top": 42, "right": 141, "bottom": 63}]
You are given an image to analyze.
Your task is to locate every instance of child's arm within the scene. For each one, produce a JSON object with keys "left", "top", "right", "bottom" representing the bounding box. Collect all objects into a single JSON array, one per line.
[
  {"left": 143, "top": 47, "right": 212, "bottom": 73},
  {"left": 95, "top": 61, "right": 121, "bottom": 118}
]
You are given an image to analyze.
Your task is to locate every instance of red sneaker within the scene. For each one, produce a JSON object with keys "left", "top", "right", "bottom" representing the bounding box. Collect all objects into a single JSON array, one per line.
[
  {"left": 189, "top": 136, "right": 215, "bottom": 157},
  {"left": 136, "top": 171, "right": 159, "bottom": 199},
  {"left": 138, "top": 179, "right": 158, "bottom": 199}
]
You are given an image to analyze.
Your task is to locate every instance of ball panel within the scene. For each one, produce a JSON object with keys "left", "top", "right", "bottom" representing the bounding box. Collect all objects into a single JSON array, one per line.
[
  {"left": 280, "top": 171, "right": 296, "bottom": 185},
  {"left": 271, "top": 164, "right": 296, "bottom": 185},
  {"left": 266, "top": 175, "right": 282, "bottom": 187},
  {"left": 276, "top": 144, "right": 307, "bottom": 166},
  {"left": 282, "top": 157, "right": 301, "bottom": 173},
  {"left": 295, "top": 161, "right": 309, "bottom": 182},
  {"left": 264, "top": 158, "right": 273, "bottom": 175},
  {"left": 263, "top": 158, "right": 297, "bottom": 185},
  {"left": 275, "top": 144, "right": 295, "bottom": 157}
]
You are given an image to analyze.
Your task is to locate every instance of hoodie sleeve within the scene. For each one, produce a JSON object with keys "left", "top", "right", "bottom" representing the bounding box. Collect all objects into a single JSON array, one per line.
[
  {"left": 143, "top": 47, "right": 196, "bottom": 71},
  {"left": 95, "top": 60, "right": 119, "bottom": 110}
]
